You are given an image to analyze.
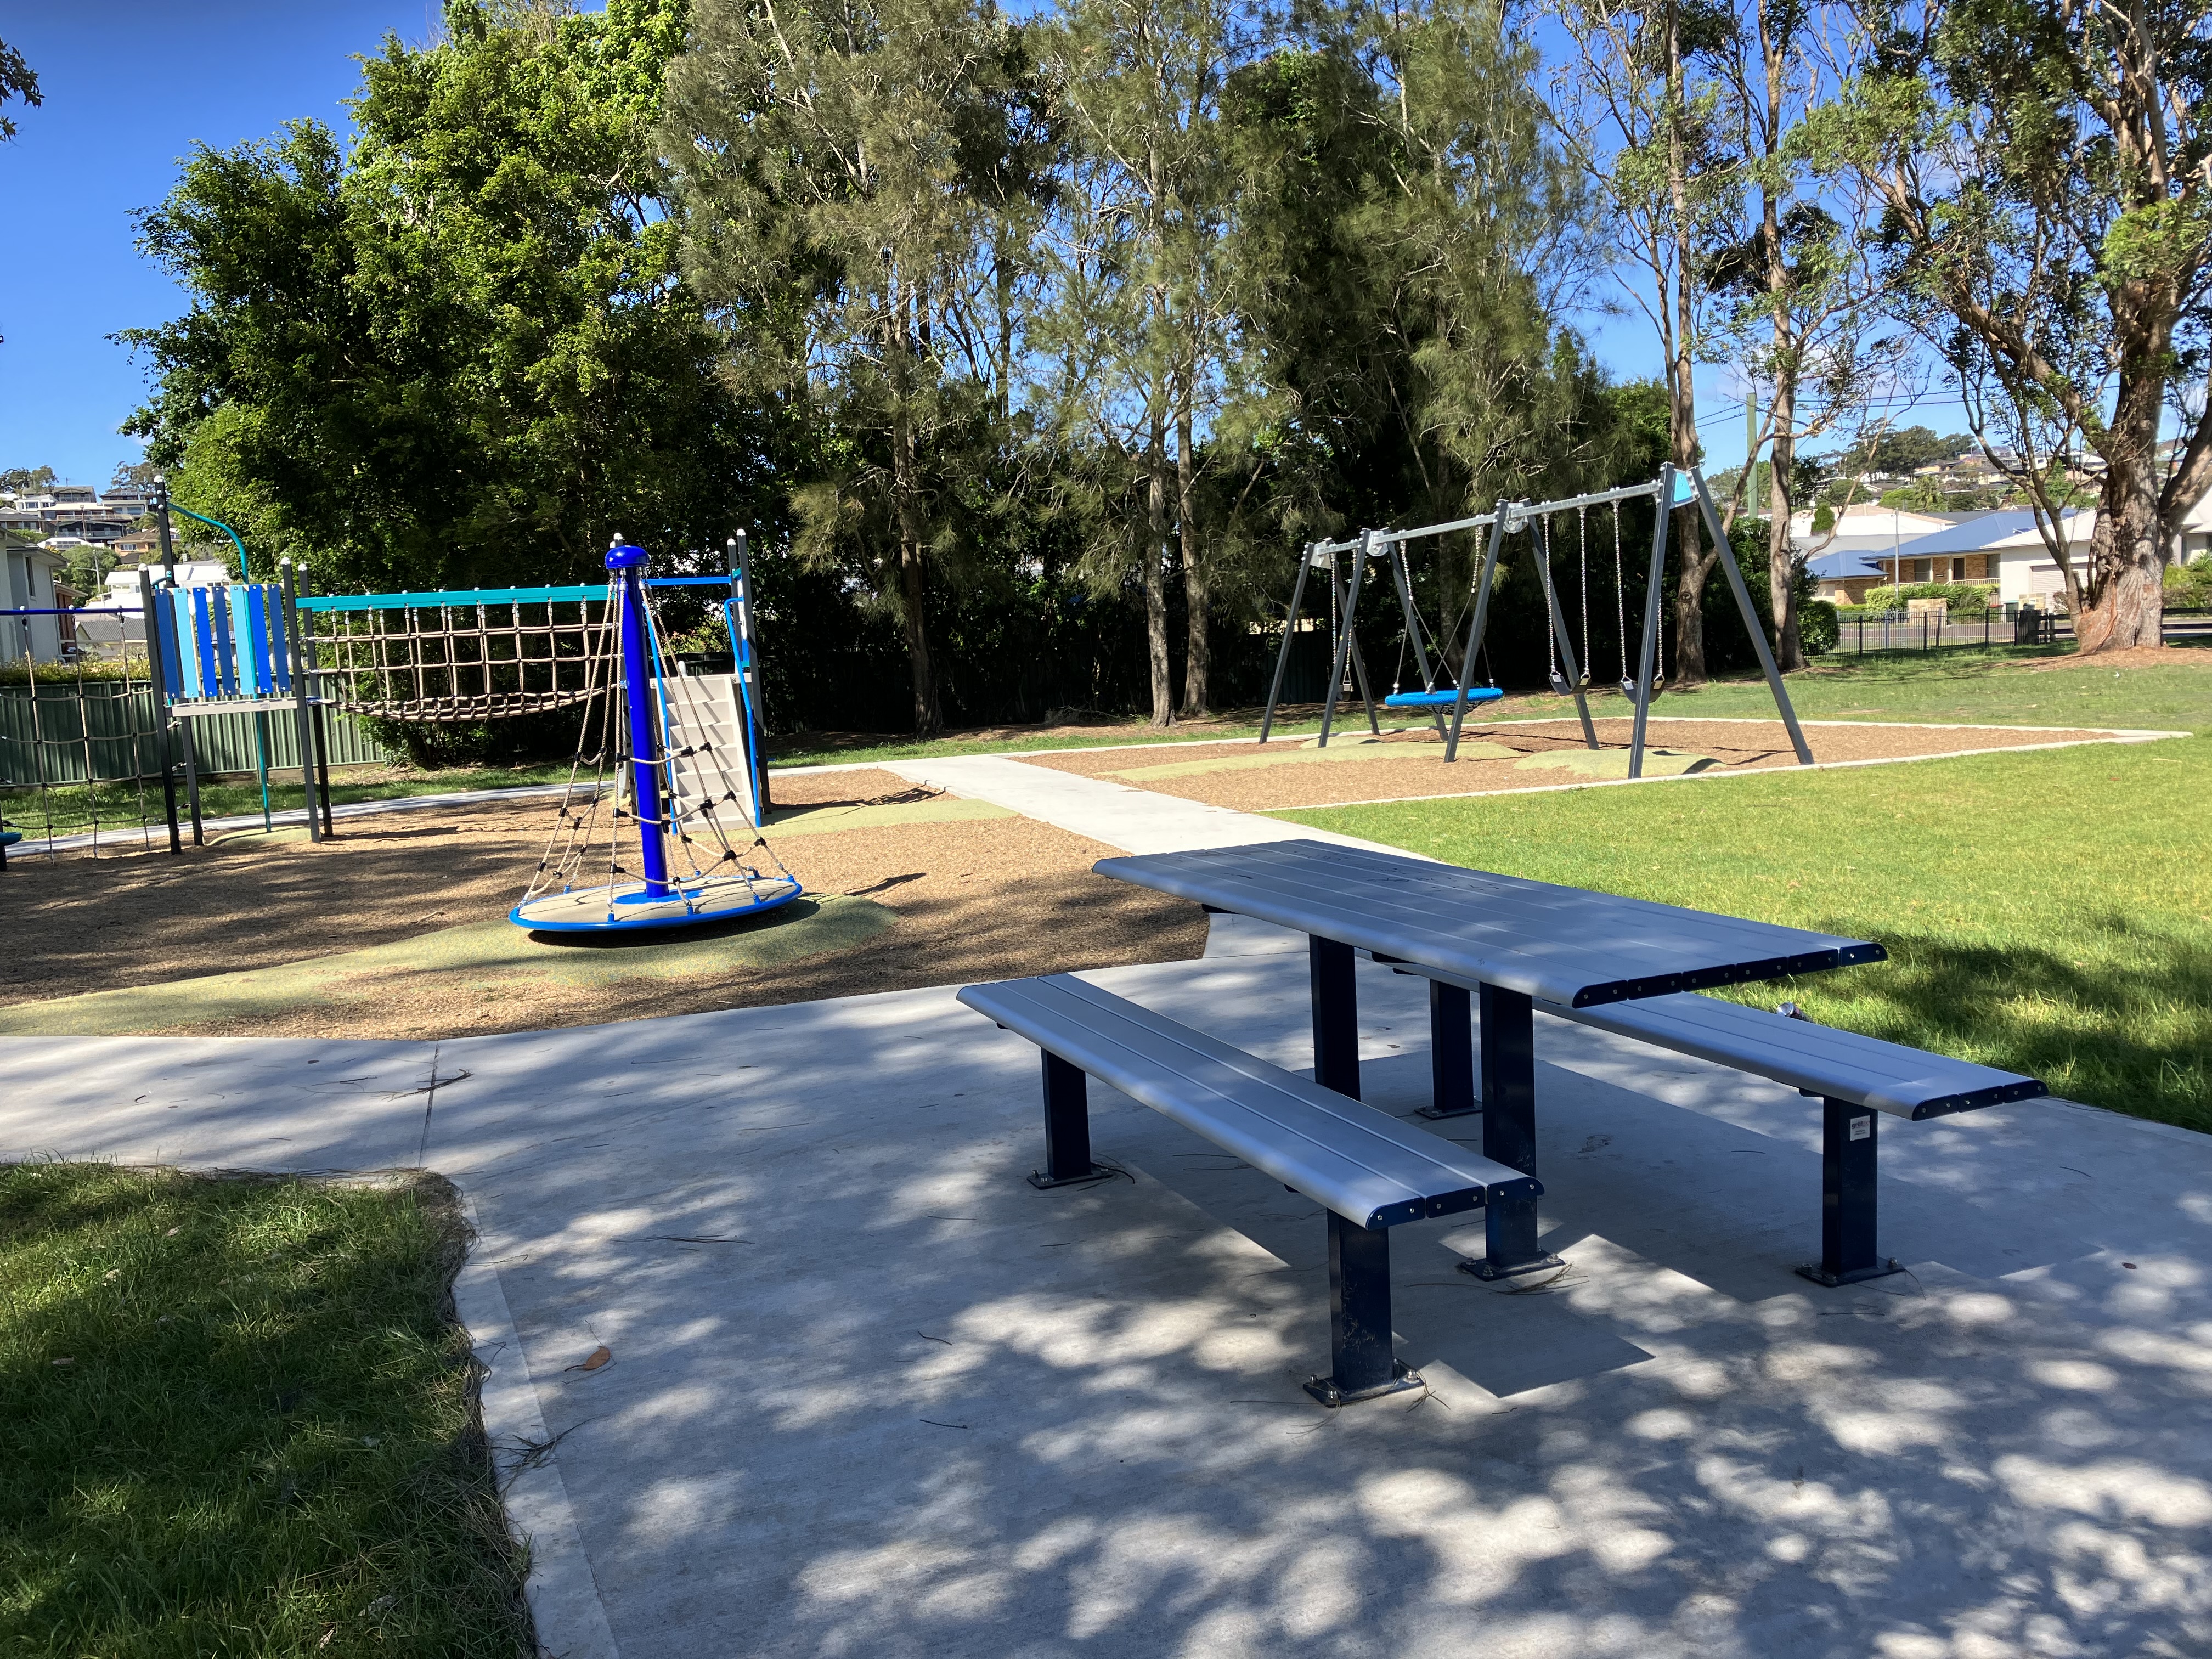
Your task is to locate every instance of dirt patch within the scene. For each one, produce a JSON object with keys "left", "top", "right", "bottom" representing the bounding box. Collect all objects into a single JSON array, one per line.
[
  {"left": 2015, "top": 645, "right": 2212, "bottom": 673},
  {"left": 1014, "top": 718, "right": 2130, "bottom": 811},
  {"left": 0, "top": 793, "right": 1204, "bottom": 1037}
]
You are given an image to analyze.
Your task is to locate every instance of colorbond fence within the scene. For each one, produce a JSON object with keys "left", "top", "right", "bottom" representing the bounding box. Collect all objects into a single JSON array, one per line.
[{"left": 0, "top": 681, "right": 388, "bottom": 787}]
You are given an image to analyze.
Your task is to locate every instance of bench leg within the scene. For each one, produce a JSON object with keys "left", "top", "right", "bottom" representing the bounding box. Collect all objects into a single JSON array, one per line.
[
  {"left": 1460, "top": 985, "right": 1564, "bottom": 1282},
  {"left": 1796, "top": 1097, "right": 1903, "bottom": 1286},
  {"left": 1027, "top": 1051, "right": 1108, "bottom": 1189},
  {"left": 1310, "top": 936, "right": 1360, "bottom": 1099},
  {"left": 1415, "top": 979, "right": 1479, "bottom": 1120},
  {"left": 1304, "top": 1212, "right": 1421, "bottom": 1407}
]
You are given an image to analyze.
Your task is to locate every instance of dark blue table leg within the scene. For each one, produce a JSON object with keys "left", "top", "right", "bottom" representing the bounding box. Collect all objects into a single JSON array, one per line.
[
  {"left": 1304, "top": 1211, "right": 1420, "bottom": 1406},
  {"left": 1417, "top": 978, "right": 1477, "bottom": 1120},
  {"left": 1310, "top": 936, "right": 1360, "bottom": 1099},
  {"left": 1461, "top": 984, "right": 1563, "bottom": 1280},
  {"left": 1028, "top": 1051, "right": 1107, "bottom": 1188},
  {"left": 1796, "top": 1097, "right": 1903, "bottom": 1286}
]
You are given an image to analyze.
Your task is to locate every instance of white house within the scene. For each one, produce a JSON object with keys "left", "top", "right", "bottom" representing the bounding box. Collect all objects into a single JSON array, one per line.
[{"left": 2, "top": 535, "right": 67, "bottom": 662}]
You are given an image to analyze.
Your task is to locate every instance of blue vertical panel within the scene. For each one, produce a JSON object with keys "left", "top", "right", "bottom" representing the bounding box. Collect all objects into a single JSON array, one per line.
[
  {"left": 171, "top": 591, "right": 203, "bottom": 699},
  {"left": 155, "top": 591, "right": 185, "bottom": 701},
  {"left": 230, "top": 586, "right": 264, "bottom": 695},
  {"left": 262, "top": 584, "right": 292, "bottom": 692},
  {"left": 190, "top": 589, "right": 219, "bottom": 699},
  {"left": 209, "top": 588, "right": 239, "bottom": 697}
]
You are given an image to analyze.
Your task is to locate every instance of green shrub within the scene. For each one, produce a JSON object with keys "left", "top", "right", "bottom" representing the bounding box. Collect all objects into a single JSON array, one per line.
[
  {"left": 2165, "top": 558, "right": 2212, "bottom": 609},
  {"left": 1860, "top": 582, "right": 1996, "bottom": 613},
  {"left": 1799, "top": 599, "right": 1839, "bottom": 654}
]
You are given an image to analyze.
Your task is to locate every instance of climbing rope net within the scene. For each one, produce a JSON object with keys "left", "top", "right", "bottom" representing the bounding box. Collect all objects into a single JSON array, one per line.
[
  {"left": 514, "top": 576, "right": 797, "bottom": 928},
  {"left": 304, "top": 595, "right": 615, "bottom": 723}
]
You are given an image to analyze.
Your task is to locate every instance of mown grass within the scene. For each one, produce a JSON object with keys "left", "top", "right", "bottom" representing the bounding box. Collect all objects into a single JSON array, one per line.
[
  {"left": 1, "top": 764, "right": 575, "bottom": 843},
  {"left": 1279, "top": 732, "right": 2212, "bottom": 1133},
  {"left": 0, "top": 1165, "right": 531, "bottom": 1657}
]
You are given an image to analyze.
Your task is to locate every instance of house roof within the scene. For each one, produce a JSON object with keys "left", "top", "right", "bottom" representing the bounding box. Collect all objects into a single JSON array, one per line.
[
  {"left": 1896, "top": 508, "right": 2083, "bottom": 556},
  {"left": 1805, "top": 550, "right": 1889, "bottom": 580}
]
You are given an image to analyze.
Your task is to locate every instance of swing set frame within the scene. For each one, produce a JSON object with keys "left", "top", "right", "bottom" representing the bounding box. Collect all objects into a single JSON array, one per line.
[{"left": 1258, "top": 464, "right": 1814, "bottom": 781}]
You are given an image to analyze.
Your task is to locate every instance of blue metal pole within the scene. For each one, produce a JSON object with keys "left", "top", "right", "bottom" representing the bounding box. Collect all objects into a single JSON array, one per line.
[{"left": 608, "top": 541, "right": 672, "bottom": 899}]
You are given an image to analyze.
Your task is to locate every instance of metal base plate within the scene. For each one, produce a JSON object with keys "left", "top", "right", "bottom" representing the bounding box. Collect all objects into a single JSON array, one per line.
[
  {"left": 511, "top": 874, "right": 803, "bottom": 933},
  {"left": 1415, "top": 1101, "right": 1482, "bottom": 1121},
  {"left": 1458, "top": 1251, "right": 1567, "bottom": 1282},
  {"left": 1795, "top": 1257, "right": 1904, "bottom": 1288},
  {"left": 1304, "top": 1361, "right": 1423, "bottom": 1408},
  {"left": 1027, "top": 1166, "right": 1112, "bottom": 1190}
]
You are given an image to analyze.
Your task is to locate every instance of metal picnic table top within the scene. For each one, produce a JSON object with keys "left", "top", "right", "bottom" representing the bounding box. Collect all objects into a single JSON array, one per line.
[{"left": 1093, "top": 839, "right": 1886, "bottom": 1008}]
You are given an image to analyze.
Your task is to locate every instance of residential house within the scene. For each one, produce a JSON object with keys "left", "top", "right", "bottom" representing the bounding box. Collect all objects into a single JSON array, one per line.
[{"left": 2, "top": 532, "right": 67, "bottom": 662}]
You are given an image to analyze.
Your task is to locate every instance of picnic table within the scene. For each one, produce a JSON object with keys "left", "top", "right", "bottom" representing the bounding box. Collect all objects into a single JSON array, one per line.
[{"left": 1093, "top": 839, "right": 1887, "bottom": 1279}]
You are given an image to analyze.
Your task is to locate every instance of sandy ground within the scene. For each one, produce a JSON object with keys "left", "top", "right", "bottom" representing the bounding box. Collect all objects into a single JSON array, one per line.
[
  {"left": 0, "top": 769, "right": 1204, "bottom": 1037},
  {"left": 1013, "top": 718, "right": 2129, "bottom": 811}
]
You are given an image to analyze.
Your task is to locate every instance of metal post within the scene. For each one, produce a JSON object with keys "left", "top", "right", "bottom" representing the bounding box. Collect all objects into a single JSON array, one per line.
[
  {"left": 1316, "top": 550, "right": 1370, "bottom": 749},
  {"left": 153, "top": 475, "right": 176, "bottom": 588},
  {"left": 253, "top": 711, "right": 272, "bottom": 832},
  {"left": 1628, "top": 466, "right": 1674, "bottom": 780},
  {"left": 1259, "top": 543, "right": 1316, "bottom": 745},
  {"left": 1460, "top": 984, "right": 1562, "bottom": 1281},
  {"left": 1688, "top": 467, "right": 1813, "bottom": 765},
  {"left": 1445, "top": 511, "right": 1511, "bottom": 761},
  {"left": 1796, "top": 1098, "right": 1902, "bottom": 1286},
  {"left": 1417, "top": 979, "right": 1477, "bottom": 1120},
  {"left": 1303, "top": 1212, "right": 1419, "bottom": 1406},
  {"left": 1535, "top": 526, "right": 1600, "bottom": 750},
  {"left": 280, "top": 562, "right": 321, "bottom": 844},
  {"left": 1309, "top": 936, "right": 1359, "bottom": 1098},
  {"left": 608, "top": 541, "right": 671, "bottom": 898},
  {"left": 1029, "top": 1051, "right": 1103, "bottom": 1188},
  {"left": 727, "top": 532, "right": 771, "bottom": 816},
  {"left": 139, "top": 569, "right": 180, "bottom": 855},
  {"left": 178, "top": 718, "right": 203, "bottom": 846},
  {"left": 1345, "top": 622, "right": 1383, "bottom": 736}
]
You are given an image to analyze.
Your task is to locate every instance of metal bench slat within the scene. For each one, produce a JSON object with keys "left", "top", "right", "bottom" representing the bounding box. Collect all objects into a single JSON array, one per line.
[
  {"left": 960, "top": 975, "right": 1539, "bottom": 1228},
  {"left": 1541, "top": 992, "right": 2045, "bottom": 1118}
]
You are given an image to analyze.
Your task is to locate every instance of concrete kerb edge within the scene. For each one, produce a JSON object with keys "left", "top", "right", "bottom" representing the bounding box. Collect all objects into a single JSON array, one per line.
[
  {"left": 455, "top": 1195, "right": 620, "bottom": 1659},
  {"left": 1273, "top": 729, "right": 2197, "bottom": 813}
]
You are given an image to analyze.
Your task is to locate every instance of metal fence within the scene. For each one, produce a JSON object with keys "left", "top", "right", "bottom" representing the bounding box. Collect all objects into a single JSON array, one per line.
[
  {"left": 0, "top": 681, "right": 389, "bottom": 786},
  {"left": 1831, "top": 606, "right": 2212, "bottom": 656}
]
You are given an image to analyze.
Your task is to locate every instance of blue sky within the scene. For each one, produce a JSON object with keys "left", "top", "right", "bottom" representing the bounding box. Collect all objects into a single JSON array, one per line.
[
  {"left": 0, "top": 3, "right": 441, "bottom": 488},
  {"left": 0, "top": 2, "right": 1963, "bottom": 493}
]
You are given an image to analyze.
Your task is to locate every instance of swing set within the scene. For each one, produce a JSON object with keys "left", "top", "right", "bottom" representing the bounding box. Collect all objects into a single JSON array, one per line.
[{"left": 1259, "top": 465, "right": 1813, "bottom": 781}]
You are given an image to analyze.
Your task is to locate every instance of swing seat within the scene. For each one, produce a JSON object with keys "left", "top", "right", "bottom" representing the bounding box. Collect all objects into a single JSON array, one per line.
[
  {"left": 1383, "top": 687, "right": 1504, "bottom": 710},
  {"left": 512, "top": 872, "right": 804, "bottom": 933}
]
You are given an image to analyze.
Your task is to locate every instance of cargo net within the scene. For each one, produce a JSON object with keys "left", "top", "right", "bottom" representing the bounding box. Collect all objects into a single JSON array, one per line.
[
  {"left": 517, "top": 579, "right": 796, "bottom": 923},
  {"left": 307, "top": 596, "right": 614, "bottom": 723}
]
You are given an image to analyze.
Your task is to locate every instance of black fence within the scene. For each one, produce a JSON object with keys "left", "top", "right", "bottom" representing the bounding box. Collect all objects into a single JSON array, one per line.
[{"left": 1832, "top": 606, "right": 2212, "bottom": 656}]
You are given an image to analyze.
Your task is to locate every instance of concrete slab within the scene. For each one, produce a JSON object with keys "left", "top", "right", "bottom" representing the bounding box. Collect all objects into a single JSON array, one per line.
[{"left": 4, "top": 953, "right": 2210, "bottom": 1656}]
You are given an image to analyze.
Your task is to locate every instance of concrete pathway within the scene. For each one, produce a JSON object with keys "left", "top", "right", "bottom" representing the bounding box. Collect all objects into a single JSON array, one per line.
[
  {"left": 7, "top": 951, "right": 2210, "bottom": 1657},
  {"left": 881, "top": 752, "right": 1407, "bottom": 859}
]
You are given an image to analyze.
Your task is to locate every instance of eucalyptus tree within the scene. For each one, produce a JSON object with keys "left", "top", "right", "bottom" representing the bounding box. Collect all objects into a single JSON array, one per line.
[
  {"left": 663, "top": 0, "right": 1043, "bottom": 732},
  {"left": 1549, "top": 0, "right": 1743, "bottom": 683},
  {"left": 1039, "top": 0, "right": 1245, "bottom": 723},
  {"left": 1813, "top": 0, "right": 2212, "bottom": 650},
  {"left": 0, "top": 35, "right": 37, "bottom": 142}
]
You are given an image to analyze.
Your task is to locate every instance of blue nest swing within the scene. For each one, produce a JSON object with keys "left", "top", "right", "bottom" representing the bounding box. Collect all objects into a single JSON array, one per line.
[{"left": 1381, "top": 686, "right": 1505, "bottom": 710}]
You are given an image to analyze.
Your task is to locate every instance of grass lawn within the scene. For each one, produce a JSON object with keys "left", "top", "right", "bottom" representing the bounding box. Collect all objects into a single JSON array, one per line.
[
  {"left": 1280, "top": 730, "right": 2212, "bottom": 1134},
  {"left": 2, "top": 763, "right": 575, "bottom": 843},
  {"left": 0, "top": 1165, "right": 530, "bottom": 1657}
]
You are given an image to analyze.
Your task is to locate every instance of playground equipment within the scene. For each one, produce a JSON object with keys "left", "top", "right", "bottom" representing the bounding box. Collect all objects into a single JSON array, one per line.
[
  {"left": 1259, "top": 465, "right": 1814, "bottom": 780},
  {"left": 510, "top": 538, "right": 799, "bottom": 933}
]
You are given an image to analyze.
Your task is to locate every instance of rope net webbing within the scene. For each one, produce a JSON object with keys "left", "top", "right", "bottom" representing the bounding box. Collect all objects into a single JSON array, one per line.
[
  {"left": 514, "top": 578, "right": 795, "bottom": 927},
  {"left": 307, "top": 596, "right": 615, "bottom": 724}
]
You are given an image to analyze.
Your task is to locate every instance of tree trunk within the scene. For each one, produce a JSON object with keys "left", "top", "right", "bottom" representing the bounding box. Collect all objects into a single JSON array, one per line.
[
  {"left": 1757, "top": 0, "right": 1804, "bottom": 674},
  {"left": 1662, "top": 0, "right": 1715, "bottom": 687},
  {"left": 1176, "top": 399, "right": 1209, "bottom": 717},
  {"left": 893, "top": 410, "right": 941, "bottom": 734},
  {"left": 1144, "top": 411, "right": 1175, "bottom": 727},
  {"left": 2075, "top": 435, "right": 2166, "bottom": 653}
]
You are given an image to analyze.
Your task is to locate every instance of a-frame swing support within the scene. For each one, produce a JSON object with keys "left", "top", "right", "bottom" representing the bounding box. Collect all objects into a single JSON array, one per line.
[
  {"left": 1259, "top": 538, "right": 1382, "bottom": 745},
  {"left": 1259, "top": 464, "right": 1815, "bottom": 778}
]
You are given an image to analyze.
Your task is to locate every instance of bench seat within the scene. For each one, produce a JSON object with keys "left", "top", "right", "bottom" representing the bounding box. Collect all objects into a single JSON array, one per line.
[
  {"left": 959, "top": 973, "right": 1540, "bottom": 1404},
  {"left": 1539, "top": 991, "right": 2045, "bottom": 1286},
  {"left": 1542, "top": 992, "right": 2046, "bottom": 1120}
]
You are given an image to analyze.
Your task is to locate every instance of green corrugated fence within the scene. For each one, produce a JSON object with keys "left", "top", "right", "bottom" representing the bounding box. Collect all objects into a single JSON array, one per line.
[{"left": 0, "top": 684, "right": 390, "bottom": 786}]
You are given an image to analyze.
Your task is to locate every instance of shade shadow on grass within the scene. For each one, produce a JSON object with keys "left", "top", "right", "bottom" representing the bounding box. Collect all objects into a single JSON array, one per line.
[{"left": 0, "top": 1164, "right": 530, "bottom": 1657}]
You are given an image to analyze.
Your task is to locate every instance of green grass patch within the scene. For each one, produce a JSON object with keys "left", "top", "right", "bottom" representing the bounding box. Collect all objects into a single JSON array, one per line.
[
  {"left": 1279, "top": 734, "right": 2212, "bottom": 1133},
  {"left": 0, "top": 1164, "right": 529, "bottom": 1656}
]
